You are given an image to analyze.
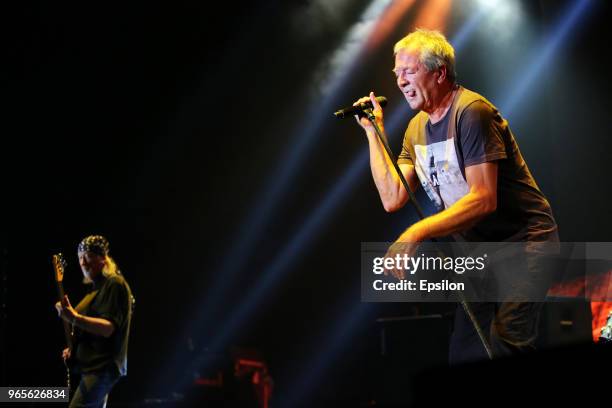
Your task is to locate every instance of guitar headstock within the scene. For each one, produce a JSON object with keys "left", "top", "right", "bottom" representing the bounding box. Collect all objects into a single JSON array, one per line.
[{"left": 52, "top": 253, "right": 67, "bottom": 283}]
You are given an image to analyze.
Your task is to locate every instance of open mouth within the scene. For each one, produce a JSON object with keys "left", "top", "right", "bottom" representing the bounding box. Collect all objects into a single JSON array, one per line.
[{"left": 405, "top": 89, "right": 416, "bottom": 98}]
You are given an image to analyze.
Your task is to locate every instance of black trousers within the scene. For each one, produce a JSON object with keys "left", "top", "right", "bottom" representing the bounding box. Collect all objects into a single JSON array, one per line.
[
  {"left": 448, "top": 238, "right": 559, "bottom": 364},
  {"left": 449, "top": 301, "right": 545, "bottom": 364}
]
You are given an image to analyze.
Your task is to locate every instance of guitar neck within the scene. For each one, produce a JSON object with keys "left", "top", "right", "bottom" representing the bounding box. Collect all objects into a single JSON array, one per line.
[{"left": 56, "top": 282, "right": 73, "bottom": 349}]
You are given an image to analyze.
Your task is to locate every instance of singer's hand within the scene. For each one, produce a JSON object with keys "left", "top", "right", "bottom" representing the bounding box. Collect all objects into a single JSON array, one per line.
[
  {"left": 354, "top": 91, "right": 384, "bottom": 135},
  {"left": 383, "top": 226, "right": 422, "bottom": 280},
  {"left": 56, "top": 295, "right": 79, "bottom": 323}
]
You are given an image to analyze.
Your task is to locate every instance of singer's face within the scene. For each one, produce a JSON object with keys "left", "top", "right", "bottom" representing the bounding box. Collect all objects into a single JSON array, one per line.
[{"left": 393, "top": 50, "right": 438, "bottom": 112}]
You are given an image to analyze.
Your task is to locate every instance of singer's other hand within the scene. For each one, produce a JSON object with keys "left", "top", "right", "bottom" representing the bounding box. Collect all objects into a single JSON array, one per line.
[
  {"left": 62, "top": 347, "right": 71, "bottom": 361},
  {"left": 353, "top": 91, "right": 384, "bottom": 135}
]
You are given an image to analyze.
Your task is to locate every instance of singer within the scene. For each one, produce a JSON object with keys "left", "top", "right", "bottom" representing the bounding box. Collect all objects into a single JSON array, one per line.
[{"left": 352, "top": 29, "right": 558, "bottom": 364}]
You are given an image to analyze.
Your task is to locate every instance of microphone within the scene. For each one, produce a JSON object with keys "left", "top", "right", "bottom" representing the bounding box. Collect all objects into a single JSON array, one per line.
[{"left": 333, "top": 96, "right": 388, "bottom": 119}]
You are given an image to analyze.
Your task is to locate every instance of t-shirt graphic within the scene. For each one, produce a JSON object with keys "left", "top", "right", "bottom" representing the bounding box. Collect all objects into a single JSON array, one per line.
[{"left": 414, "top": 138, "right": 469, "bottom": 210}]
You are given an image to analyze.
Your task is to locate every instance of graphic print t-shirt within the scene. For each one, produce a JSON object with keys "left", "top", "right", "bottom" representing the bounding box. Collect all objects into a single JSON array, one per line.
[{"left": 397, "top": 86, "right": 557, "bottom": 242}]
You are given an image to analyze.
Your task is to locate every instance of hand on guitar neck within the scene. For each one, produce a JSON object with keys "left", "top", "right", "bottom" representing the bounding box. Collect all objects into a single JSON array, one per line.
[
  {"left": 55, "top": 295, "right": 79, "bottom": 324},
  {"left": 55, "top": 294, "right": 116, "bottom": 338}
]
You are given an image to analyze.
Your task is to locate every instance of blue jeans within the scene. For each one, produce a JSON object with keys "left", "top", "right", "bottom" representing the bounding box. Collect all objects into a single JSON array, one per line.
[{"left": 69, "top": 366, "right": 120, "bottom": 408}]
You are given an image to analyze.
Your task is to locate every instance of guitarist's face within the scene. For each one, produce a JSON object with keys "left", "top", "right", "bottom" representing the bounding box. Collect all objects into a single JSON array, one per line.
[{"left": 78, "top": 251, "right": 105, "bottom": 281}]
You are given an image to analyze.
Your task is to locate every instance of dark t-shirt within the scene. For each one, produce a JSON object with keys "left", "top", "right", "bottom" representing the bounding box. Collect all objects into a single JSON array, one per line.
[
  {"left": 74, "top": 273, "right": 133, "bottom": 376},
  {"left": 397, "top": 86, "right": 557, "bottom": 242}
]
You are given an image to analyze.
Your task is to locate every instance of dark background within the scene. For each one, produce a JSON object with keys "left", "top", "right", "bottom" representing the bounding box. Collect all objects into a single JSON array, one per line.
[{"left": 3, "top": 0, "right": 611, "bottom": 405}]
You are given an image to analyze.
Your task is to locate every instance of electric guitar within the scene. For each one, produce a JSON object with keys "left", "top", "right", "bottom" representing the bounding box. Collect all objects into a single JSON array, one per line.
[{"left": 52, "top": 253, "right": 73, "bottom": 388}]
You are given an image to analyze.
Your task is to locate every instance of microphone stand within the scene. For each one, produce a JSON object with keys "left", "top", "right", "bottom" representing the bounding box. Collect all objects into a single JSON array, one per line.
[{"left": 363, "top": 108, "right": 494, "bottom": 360}]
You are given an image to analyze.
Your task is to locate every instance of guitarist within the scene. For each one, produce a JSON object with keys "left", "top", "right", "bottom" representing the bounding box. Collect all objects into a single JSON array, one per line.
[{"left": 55, "top": 235, "right": 134, "bottom": 408}]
